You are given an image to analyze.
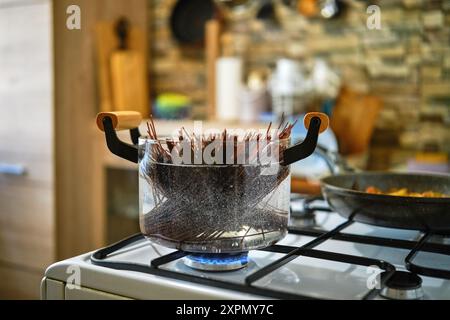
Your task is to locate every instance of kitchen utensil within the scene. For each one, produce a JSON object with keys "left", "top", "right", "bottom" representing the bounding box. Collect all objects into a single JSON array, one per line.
[
  {"left": 316, "top": 145, "right": 450, "bottom": 232},
  {"left": 282, "top": 0, "right": 345, "bottom": 19},
  {"left": 214, "top": 0, "right": 259, "bottom": 22},
  {"left": 170, "top": 0, "right": 219, "bottom": 46},
  {"left": 290, "top": 113, "right": 338, "bottom": 191},
  {"left": 298, "top": 0, "right": 319, "bottom": 17},
  {"left": 321, "top": 172, "right": 450, "bottom": 232},
  {"left": 319, "top": 0, "right": 345, "bottom": 19},
  {"left": 96, "top": 111, "right": 328, "bottom": 253},
  {"left": 109, "top": 17, "right": 149, "bottom": 116},
  {"left": 331, "top": 86, "right": 382, "bottom": 155},
  {"left": 256, "top": 0, "right": 277, "bottom": 23},
  {"left": 206, "top": 19, "right": 221, "bottom": 119},
  {"left": 95, "top": 20, "right": 148, "bottom": 112}
]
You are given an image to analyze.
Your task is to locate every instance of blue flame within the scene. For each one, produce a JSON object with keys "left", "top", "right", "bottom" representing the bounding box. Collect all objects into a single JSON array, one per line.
[{"left": 186, "top": 252, "right": 248, "bottom": 266}]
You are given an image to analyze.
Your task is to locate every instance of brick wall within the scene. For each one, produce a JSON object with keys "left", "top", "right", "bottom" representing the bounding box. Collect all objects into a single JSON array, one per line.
[
  {"left": 149, "top": 0, "right": 206, "bottom": 117},
  {"left": 149, "top": 0, "right": 450, "bottom": 169}
]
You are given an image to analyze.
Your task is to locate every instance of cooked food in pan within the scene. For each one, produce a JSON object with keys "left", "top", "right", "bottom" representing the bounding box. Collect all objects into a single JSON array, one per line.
[
  {"left": 365, "top": 186, "right": 449, "bottom": 198},
  {"left": 321, "top": 173, "right": 450, "bottom": 231}
]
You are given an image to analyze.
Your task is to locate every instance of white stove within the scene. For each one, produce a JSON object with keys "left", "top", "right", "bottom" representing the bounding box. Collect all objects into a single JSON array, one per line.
[{"left": 41, "top": 197, "right": 450, "bottom": 300}]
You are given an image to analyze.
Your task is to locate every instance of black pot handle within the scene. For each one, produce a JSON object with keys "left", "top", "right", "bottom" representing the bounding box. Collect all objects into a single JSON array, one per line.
[
  {"left": 130, "top": 127, "right": 140, "bottom": 145},
  {"left": 97, "top": 111, "right": 329, "bottom": 166},
  {"left": 283, "top": 112, "right": 329, "bottom": 166},
  {"left": 96, "top": 111, "right": 141, "bottom": 163}
]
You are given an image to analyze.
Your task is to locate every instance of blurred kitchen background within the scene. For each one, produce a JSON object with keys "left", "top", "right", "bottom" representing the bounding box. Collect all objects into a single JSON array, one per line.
[{"left": 0, "top": 0, "right": 449, "bottom": 298}]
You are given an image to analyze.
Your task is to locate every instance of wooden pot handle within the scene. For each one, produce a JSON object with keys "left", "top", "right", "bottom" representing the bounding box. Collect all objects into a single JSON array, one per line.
[
  {"left": 304, "top": 112, "right": 329, "bottom": 133},
  {"left": 96, "top": 111, "right": 142, "bottom": 131}
]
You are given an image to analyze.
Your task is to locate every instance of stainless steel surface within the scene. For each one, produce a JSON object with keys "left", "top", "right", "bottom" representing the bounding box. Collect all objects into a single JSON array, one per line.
[
  {"left": 380, "top": 286, "right": 424, "bottom": 300},
  {"left": 320, "top": 0, "right": 339, "bottom": 19},
  {"left": 380, "top": 271, "right": 424, "bottom": 300}
]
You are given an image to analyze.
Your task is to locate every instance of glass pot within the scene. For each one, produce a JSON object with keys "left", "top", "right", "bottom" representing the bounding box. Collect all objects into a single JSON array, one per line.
[
  {"left": 138, "top": 138, "right": 291, "bottom": 253},
  {"left": 96, "top": 111, "right": 328, "bottom": 253}
]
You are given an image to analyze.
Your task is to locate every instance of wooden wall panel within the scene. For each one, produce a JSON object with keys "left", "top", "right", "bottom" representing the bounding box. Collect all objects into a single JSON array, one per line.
[
  {"left": 0, "top": 264, "right": 43, "bottom": 299},
  {"left": 53, "top": 0, "right": 148, "bottom": 259},
  {"left": 0, "top": 0, "right": 54, "bottom": 299}
]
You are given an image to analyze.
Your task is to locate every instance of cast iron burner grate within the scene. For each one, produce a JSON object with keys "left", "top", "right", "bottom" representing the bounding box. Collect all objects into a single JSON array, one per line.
[
  {"left": 289, "top": 196, "right": 450, "bottom": 280},
  {"left": 184, "top": 252, "right": 249, "bottom": 271},
  {"left": 91, "top": 222, "right": 396, "bottom": 299},
  {"left": 90, "top": 196, "right": 450, "bottom": 299}
]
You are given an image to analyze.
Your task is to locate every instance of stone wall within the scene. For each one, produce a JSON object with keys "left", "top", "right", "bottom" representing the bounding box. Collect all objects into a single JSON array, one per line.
[
  {"left": 149, "top": 0, "right": 450, "bottom": 169},
  {"left": 149, "top": 0, "right": 206, "bottom": 117}
]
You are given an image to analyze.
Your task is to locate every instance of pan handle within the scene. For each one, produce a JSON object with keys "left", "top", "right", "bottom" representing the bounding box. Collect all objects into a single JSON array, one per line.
[
  {"left": 96, "top": 111, "right": 141, "bottom": 163},
  {"left": 314, "top": 144, "right": 357, "bottom": 174},
  {"left": 283, "top": 112, "right": 329, "bottom": 166}
]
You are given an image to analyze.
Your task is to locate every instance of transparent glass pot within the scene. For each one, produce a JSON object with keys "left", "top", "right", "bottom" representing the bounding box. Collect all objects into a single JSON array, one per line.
[
  {"left": 138, "top": 137, "right": 291, "bottom": 253},
  {"left": 96, "top": 111, "right": 328, "bottom": 253}
]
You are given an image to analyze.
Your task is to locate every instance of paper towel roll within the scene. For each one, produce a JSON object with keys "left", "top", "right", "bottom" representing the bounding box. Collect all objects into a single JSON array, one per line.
[{"left": 215, "top": 57, "right": 243, "bottom": 121}]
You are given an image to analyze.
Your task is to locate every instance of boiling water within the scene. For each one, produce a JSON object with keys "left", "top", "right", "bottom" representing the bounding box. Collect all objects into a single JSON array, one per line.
[{"left": 138, "top": 168, "right": 290, "bottom": 253}]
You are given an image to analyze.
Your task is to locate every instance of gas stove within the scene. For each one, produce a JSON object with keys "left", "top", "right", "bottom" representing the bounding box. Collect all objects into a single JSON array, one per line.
[{"left": 41, "top": 196, "right": 450, "bottom": 300}]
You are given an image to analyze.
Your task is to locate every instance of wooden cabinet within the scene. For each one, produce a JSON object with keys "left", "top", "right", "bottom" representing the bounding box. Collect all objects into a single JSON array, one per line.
[
  {"left": 0, "top": 0, "right": 54, "bottom": 299},
  {"left": 53, "top": 0, "right": 149, "bottom": 259},
  {"left": 0, "top": 0, "right": 148, "bottom": 299},
  {"left": 0, "top": 265, "right": 45, "bottom": 300}
]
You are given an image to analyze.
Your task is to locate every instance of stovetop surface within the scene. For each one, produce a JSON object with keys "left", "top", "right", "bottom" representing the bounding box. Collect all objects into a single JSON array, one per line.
[{"left": 44, "top": 198, "right": 450, "bottom": 300}]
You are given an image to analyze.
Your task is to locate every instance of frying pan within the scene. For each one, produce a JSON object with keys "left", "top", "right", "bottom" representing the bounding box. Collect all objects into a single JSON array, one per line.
[
  {"left": 170, "top": 0, "right": 219, "bottom": 46},
  {"left": 317, "top": 147, "right": 450, "bottom": 232}
]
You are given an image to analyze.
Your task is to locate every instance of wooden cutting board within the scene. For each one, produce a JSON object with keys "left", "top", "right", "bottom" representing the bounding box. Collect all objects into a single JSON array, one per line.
[
  {"left": 331, "top": 86, "right": 382, "bottom": 155},
  {"left": 95, "top": 19, "right": 149, "bottom": 116},
  {"left": 110, "top": 50, "right": 147, "bottom": 113},
  {"left": 205, "top": 19, "right": 221, "bottom": 120}
]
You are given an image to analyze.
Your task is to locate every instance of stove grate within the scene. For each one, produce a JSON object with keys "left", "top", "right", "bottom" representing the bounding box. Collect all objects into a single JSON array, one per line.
[
  {"left": 405, "top": 232, "right": 450, "bottom": 280},
  {"left": 91, "top": 219, "right": 396, "bottom": 300},
  {"left": 290, "top": 197, "right": 450, "bottom": 280},
  {"left": 90, "top": 197, "right": 450, "bottom": 299}
]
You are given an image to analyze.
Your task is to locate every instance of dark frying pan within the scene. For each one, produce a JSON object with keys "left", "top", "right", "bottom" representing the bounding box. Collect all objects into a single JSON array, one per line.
[
  {"left": 170, "top": 0, "right": 219, "bottom": 46},
  {"left": 321, "top": 172, "right": 450, "bottom": 232}
]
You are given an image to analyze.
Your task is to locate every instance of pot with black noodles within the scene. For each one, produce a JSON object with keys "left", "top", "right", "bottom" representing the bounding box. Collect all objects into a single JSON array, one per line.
[{"left": 96, "top": 111, "right": 329, "bottom": 253}]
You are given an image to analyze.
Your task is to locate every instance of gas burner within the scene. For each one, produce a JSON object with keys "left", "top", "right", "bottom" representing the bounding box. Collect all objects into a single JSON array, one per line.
[
  {"left": 290, "top": 196, "right": 330, "bottom": 229},
  {"left": 381, "top": 271, "right": 424, "bottom": 300},
  {"left": 183, "top": 252, "right": 249, "bottom": 271},
  {"left": 290, "top": 212, "right": 317, "bottom": 228}
]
